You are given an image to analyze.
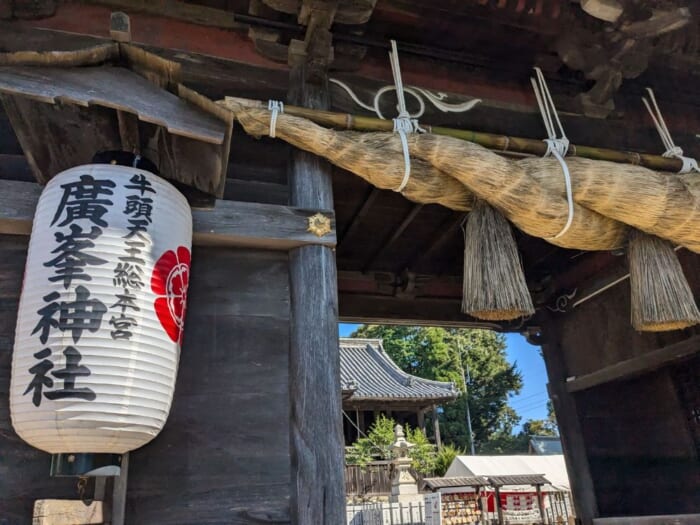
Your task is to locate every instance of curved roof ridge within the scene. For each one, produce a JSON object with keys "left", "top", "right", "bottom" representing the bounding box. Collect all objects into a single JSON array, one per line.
[
  {"left": 372, "top": 340, "right": 457, "bottom": 391},
  {"left": 339, "top": 337, "right": 383, "bottom": 345},
  {"left": 339, "top": 338, "right": 458, "bottom": 400}
]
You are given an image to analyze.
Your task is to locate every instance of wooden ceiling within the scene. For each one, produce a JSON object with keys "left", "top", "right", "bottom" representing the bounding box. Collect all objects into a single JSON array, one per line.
[{"left": 1, "top": 0, "right": 699, "bottom": 328}]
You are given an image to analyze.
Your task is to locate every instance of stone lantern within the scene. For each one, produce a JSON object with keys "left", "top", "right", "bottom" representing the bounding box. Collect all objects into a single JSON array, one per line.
[{"left": 389, "top": 424, "right": 421, "bottom": 503}]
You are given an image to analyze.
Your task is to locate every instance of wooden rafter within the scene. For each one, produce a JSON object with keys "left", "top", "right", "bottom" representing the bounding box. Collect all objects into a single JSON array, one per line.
[
  {"left": 408, "top": 211, "right": 466, "bottom": 271},
  {"left": 337, "top": 185, "right": 379, "bottom": 248},
  {"left": 362, "top": 203, "right": 424, "bottom": 273},
  {"left": 566, "top": 335, "right": 700, "bottom": 393}
]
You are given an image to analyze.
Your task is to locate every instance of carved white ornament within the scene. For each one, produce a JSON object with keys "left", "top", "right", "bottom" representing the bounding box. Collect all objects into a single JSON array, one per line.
[{"left": 330, "top": 78, "right": 481, "bottom": 120}]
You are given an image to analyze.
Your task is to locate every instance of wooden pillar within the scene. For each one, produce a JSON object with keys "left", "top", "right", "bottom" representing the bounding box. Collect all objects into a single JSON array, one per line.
[
  {"left": 357, "top": 409, "right": 365, "bottom": 439},
  {"left": 536, "top": 484, "right": 546, "bottom": 524},
  {"left": 417, "top": 408, "right": 426, "bottom": 434},
  {"left": 494, "top": 486, "right": 504, "bottom": 525},
  {"left": 538, "top": 316, "right": 599, "bottom": 525},
  {"left": 432, "top": 405, "right": 442, "bottom": 448},
  {"left": 111, "top": 453, "right": 129, "bottom": 525},
  {"left": 287, "top": 63, "right": 345, "bottom": 525}
]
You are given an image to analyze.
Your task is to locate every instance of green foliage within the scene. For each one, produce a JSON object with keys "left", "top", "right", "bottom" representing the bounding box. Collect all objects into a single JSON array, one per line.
[
  {"left": 345, "top": 415, "right": 437, "bottom": 475},
  {"left": 546, "top": 400, "right": 559, "bottom": 435},
  {"left": 481, "top": 416, "right": 559, "bottom": 454},
  {"left": 352, "top": 325, "right": 524, "bottom": 453},
  {"left": 405, "top": 425, "right": 436, "bottom": 475},
  {"left": 522, "top": 417, "right": 558, "bottom": 437},
  {"left": 345, "top": 414, "right": 395, "bottom": 466},
  {"left": 434, "top": 443, "right": 466, "bottom": 477}
]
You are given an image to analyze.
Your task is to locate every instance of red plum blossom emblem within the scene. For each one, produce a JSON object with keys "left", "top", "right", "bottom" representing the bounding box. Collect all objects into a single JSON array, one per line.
[{"left": 151, "top": 246, "right": 191, "bottom": 344}]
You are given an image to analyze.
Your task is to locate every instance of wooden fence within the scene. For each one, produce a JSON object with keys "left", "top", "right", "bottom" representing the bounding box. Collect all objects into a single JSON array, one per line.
[{"left": 345, "top": 461, "right": 427, "bottom": 496}]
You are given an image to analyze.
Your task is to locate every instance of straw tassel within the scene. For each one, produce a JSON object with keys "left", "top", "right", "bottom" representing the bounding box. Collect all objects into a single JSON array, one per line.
[
  {"left": 462, "top": 200, "right": 535, "bottom": 321},
  {"left": 628, "top": 230, "right": 700, "bottom": 331}
]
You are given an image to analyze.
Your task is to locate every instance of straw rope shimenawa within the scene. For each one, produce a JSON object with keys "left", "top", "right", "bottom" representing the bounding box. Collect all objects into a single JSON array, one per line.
[
  {"left": 224, "top": 101, "right": 699, "bottom": 328},
  {"left": 628, "top": 230, "right": 700, "bottom": 331},
  {"left": 462, "top": 200, "right": 535, "bottom": 320},
  {"left": 230, "top": 105, "right": 700, "bottom": 253}
]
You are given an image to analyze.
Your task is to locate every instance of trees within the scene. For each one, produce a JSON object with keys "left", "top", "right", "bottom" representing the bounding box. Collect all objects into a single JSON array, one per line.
[
  {"left": 345, "top": 414, "right": 437, "bottom": 475},
  {"left": 351, "top": 325, "right": 524, "bottom": 453}
]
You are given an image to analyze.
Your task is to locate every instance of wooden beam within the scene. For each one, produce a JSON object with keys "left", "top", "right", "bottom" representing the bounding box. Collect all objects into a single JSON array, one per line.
[
  {"left": 593, "top": 515, "right": 700, "bottom": 525},
  {"left": 111, "top": 453, "right": 128, "bottom": 525},
  {"left": 0, "top": 152, "right": 288, "bottom": 204},
  {"left": 337, "top": 270, "right": 463, "bottom": 299},
  {"left": 417, "top": 409, "right": 426, "bottom": 434},
  {"left": 566, "top": 335, "right": 700, "bottom": 393},
  {"left": 362, "top": 203, "right": 423, "bottom": 272},
  {"left": 539, "top": 315, "right": 599, "bottom": 525},
  {"left": 338, "top": 292, "right": 514, "bottom": 330},
  {"left": 0, "top": 22, "right": 289, "bottom": 101},
  {"left": 344, "top": 401, "right": 453, "bottom": 411},
  {"left": 116, "top": 110, "right": 140, "bottom": 153},
  {"left": 96, "top": 0, "right": 245, "bottom": 31},
  {"left": 0, "top": 179, "right": 335, "bottom": 250},
  {"left": 432, "top": 405, "right": 442, "bottom": 449},
  {"left": 287, "top": 62, "right": 345, "bottom": 524}
]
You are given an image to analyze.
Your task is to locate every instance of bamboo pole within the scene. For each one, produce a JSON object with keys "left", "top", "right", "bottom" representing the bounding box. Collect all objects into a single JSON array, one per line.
[{"left": 220, "top": 96, "right": 683, "bottom": 172}]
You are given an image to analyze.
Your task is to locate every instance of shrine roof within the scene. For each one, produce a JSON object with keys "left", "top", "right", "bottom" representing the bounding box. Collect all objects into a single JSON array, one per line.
[{"left": 340, "top": 338, "right": 459, "bottom": 403}]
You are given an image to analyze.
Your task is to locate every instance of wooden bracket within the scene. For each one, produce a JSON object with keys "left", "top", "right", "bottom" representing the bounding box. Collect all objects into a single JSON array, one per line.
[
  {"left": 288, "top": 0, "right": 337, "bottom": 77},
  {"left": 248, "top": 0, "right": 368, "bottom": 70}
]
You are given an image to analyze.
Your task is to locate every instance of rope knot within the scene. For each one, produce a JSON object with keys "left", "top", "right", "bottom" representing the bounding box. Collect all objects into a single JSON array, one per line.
[
  {"left": 643, "top": 88, "right": 699, "bottom": 174},
  {"left": 393, "top": 116, "right": 414, "bottom": 134},
  {"left": 662, "top": 145, "right": 684, "bottom": 159},
  {"left": 268, "top": 100, "right": 284, "bottom": 139},
  {"left": 387, "top": 40, "right": 423, "bottom": 193},
  {"left": 531, "top": 67, "right": 575, "bottom": 241},
  {"left": 544, "top": 137, "right": 570, "bottom": 158}
]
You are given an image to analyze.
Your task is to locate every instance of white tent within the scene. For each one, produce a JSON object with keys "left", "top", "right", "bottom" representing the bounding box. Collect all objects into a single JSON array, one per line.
[{"left": 445, "top": 455, "right": 571, "bottom": 492}]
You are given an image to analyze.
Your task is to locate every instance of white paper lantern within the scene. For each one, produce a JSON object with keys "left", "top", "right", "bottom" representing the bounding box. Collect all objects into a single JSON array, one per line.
[{"left": 10, "top": 164, "right": 192, "bottom": 454}]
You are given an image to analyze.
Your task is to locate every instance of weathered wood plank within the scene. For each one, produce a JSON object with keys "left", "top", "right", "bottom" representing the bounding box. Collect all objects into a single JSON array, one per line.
[
  {"left": 539, "top": 314, "right": 599, "bottom": 525},
  {"left": 127, "top": 247, "right": 291, "bottom": 524},
  {"left": 0, "top": 179, "right": 335, "bottom": 249},
  {"left": 111, "top": 453, "right": 128, "bottom": 525},
  {"left": 0, "top": 66, "right": 226, "bottom": 144},
  {"left": 192, "top": 199, "right": 335, "bottom": 249},
  {"left": 1, "top": 94, "right": 122, "bottom": 184},
  {"left": 0, "top": 235, "right": 79, "bottom": 523},
  {"left": 338, "top": 293, "right": 512, "bottom": 330},
  {"left": 566, "top": 334, "right": 700, "bottom": 393},
  {"left": 32, "top": 500, "right": 103, "bottom": 525},
  {"left": 0, "top": 241, "right": 293, "bottom": 523},
  {"left": 0, "top": 23, "right": 289, "bottom": 102},
  {"left": 288, "top": 64, "right": 345, "bottom": 525},
  {"left": 0, "top": 152, "right": 288, "bottom": 204},
  {"left": 593, "top": 514, "right": 700, "bottom": 525}
]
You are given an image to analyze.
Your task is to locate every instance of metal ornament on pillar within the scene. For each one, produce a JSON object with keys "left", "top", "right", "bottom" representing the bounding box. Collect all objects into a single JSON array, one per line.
[{"left": 10, "top": 164, "right": 192, "bottom": 455}]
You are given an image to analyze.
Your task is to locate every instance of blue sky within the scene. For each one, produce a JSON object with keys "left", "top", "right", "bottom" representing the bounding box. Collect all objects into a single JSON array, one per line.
[{"left": 338, "top": 324, "right": 550, "bottom": 426}]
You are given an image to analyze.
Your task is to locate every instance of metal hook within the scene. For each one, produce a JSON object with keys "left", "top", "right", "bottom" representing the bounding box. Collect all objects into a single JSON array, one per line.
[{"left": 77, "top": 476, "right": 94, "bottom": 506}]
